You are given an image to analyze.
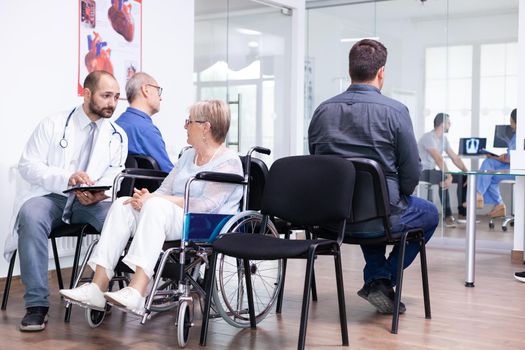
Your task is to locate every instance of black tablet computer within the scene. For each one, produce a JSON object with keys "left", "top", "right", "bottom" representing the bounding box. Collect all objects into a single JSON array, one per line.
[{"left": 63, "top": 185, "right": 112, "bottom": 194}]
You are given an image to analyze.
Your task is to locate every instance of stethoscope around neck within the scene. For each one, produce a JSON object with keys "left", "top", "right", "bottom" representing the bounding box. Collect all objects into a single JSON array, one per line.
[{"left": 59, "top": 108, "right": 124, "bottom": 167}]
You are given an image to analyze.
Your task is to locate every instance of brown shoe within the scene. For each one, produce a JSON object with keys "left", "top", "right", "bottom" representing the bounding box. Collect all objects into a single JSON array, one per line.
[
  {"left": 488, "top": 203, "right": 506, "bottom": 218},
  {"left": 444, "top": 216, "right": 457, "bottom": 228},
  {"left": 476, "top": 193, "right": 484, "bottom": 209}
]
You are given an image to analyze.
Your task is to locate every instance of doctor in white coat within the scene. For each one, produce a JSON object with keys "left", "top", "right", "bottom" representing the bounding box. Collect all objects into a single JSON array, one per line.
[{"left": 5, "top": 70, "right": 128, "bottom": 332}]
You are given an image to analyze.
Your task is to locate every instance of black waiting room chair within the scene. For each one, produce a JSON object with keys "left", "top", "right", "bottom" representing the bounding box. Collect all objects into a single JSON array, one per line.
[
  {"left": 200, "top": 155, "right": 356, "bottom": 350},
  {"left": 318, "top": 157, "right": 431, "bottom": 334}
]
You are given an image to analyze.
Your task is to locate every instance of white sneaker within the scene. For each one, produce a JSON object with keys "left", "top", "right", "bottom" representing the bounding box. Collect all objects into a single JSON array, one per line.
[
  {"left": 104, "top": 287, "right": 145, "bottom": 314},
  {"left": 514, "top": 271, "right": 525, "bottom": 283},
  {"left": 60, "top": 283, "right": 106, "bottom": 310}
]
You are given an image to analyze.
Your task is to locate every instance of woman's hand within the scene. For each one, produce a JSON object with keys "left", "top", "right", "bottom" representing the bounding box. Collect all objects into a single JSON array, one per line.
[{"left": 123, "top": 188, "right": 153, "bottom": 210}]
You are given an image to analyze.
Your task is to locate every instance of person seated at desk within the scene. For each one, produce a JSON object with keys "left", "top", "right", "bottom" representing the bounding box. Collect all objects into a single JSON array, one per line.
[
  {"left": 116, "top": 72, "right": 174, "bottom": 172},
  {"left": 418, "top": 113, "right": 468, "bottom": 227},
  {"left": 476, "top": 108, "right": 517, "bottom": 218},
  {"left": 60, "top": 100, "right": 243, "bottom": 315}
]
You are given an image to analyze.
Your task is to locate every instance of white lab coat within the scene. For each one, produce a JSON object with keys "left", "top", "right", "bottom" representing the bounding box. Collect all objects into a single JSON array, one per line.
[{"left": 4, "top": 105, "right": 128, "bottom": 261}]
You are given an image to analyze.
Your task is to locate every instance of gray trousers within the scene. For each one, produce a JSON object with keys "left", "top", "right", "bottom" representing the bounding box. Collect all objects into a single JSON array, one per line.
[{"left": 17, "top": 193, "right": 110, "bottom": 308}]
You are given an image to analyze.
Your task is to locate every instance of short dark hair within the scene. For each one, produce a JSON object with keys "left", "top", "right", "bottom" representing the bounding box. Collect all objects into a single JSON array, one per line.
[
  {"left": 433, "top": 113, "right": 449, "bottom": 128},
  {"left": 349, "top": 39, "right": 387, "bottom": 82},
  {"left": 511, "top": 108, "right": 517, "bottom": 123},
  {"left": 83, "top": 70, "right": 115, "bottom": 93}
]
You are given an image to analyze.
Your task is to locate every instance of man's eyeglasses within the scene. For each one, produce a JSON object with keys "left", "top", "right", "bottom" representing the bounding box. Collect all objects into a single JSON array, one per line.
[
  {"left": 185, "top": 118, "right": 207, "bottom": 127},
  {"left": 146, "top": 84, "right": 163, "bottom": 97}
]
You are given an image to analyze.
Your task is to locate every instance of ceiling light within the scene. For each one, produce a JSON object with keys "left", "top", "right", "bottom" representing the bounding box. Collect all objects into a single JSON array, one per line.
[
  {"left": 236, "top": 28, "right": 262, "bottom": 36},
  {"left": 340, "top": 36, "right": 380, "bottom": 43}
]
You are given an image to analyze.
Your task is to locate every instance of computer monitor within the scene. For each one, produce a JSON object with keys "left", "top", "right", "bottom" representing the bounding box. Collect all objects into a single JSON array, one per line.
[
  {"left": 493, "top": 125, "right": 514, "bottom": 148},
  {"left": 458, "top": 137, "right": 487, "bottom": 155}
]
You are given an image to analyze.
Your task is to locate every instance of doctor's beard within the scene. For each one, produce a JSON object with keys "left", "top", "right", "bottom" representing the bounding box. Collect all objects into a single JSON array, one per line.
[{"left": 89, "top": 100, "right": 115, "bottom": 119}]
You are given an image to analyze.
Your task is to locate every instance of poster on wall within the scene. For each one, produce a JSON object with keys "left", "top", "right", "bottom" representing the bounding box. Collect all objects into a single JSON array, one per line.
[{"left": 77, "top": 0, "right": 142, "bottom": 98}]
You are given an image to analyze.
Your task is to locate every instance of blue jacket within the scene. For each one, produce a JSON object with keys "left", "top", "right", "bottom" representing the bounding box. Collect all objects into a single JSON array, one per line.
[{"left": 116, "top": 107, "right": 174, "bottom": 172}]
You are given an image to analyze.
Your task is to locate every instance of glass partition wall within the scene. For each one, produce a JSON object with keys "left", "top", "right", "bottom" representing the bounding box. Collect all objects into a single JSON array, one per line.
[
  {"left": 306, "top": 0, "right": 519, "bottom": 248},
  {"left": 194, "top": 0, "right": 293, "bottom": 163}
]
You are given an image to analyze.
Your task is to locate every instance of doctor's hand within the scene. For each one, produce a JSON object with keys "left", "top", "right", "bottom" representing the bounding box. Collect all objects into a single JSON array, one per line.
[
  {"left": 68, "top": 171, "right": 95, "bottom": 186},
  {"left": 75, "top": 190, "right": 108, "bottom": 206}
]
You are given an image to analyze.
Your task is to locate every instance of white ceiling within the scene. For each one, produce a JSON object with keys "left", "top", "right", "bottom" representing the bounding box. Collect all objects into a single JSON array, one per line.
[
  {"left": 195, "top": 0, "right": 262, "bottom": 16},
  {"left": 196, "top": 0, "right": 518, "bottom": 19}
]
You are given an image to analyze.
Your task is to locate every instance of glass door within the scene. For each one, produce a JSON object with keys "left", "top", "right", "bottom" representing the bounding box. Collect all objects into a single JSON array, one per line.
[{"left": 194, "top": 0, "right": 293, "bottom": 162}]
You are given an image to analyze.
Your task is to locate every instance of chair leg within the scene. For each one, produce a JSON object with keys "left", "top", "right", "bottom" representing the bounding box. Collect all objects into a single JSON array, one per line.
[
  {"left": 243, "top": 259, "right": 257, "bottom": 329},
  {"left": 419, "top": 235, "right": 431, "bottom": 319},
  {"left": 199, "top": 252, "right": 218, "bottom": 346},
  {"left": 64, "top": 232, "right": 86, "bottom": 322},
  {"left": 304, "top": 230, "right": 318, "bottom": 302},
  {"left": 333, "top": 245, "right": 349, "bottom": 346},
  {"left": 276, "top": 258, "right": 287, "bottom": 314},
  {"left": 298, "top": 248, "right": 316, "bottom": 350},
  {"left": 311, "top": 265, "right": 318, "bottom": 302},
  {"left": 392, "top": 231, "right": 408, "bottom": 334},
  {"left": 51, "top": 237, "right": 64, "bottom": 290},
  {"left": 69, "top": 232, "right": 86, "bottom": 288},
  {"left": 2, "top": 251, "right": 17, "bottom": 310}
]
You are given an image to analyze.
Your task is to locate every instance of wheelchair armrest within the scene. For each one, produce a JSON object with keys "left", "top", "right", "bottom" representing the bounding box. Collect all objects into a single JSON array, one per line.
[{"left": 195, "top": 171, "right": 245, "bottom": 185}]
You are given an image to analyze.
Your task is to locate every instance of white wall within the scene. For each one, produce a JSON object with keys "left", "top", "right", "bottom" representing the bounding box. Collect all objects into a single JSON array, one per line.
[{"left": 0, "top": 0, "right": 194, "bottom": 277}]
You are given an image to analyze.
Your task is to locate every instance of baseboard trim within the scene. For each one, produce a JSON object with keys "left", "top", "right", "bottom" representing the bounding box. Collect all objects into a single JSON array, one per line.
[
  {"left": 0, "top": 267, "right": 73, "bottom": 284},
  {"left": 511, "top": 250, "right": 524, "bottom": 264}
]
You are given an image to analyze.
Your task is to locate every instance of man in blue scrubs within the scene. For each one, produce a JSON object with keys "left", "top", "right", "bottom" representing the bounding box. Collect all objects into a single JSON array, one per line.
[{"left": 116, "top": 72, "right": 174, "bottom": 172}]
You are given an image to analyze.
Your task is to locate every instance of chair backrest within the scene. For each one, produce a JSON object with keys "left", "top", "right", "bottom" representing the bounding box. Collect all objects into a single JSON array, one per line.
[
  {"left": 261, "top": 155, "right": 355, "bottom": 229},
  {"left": 120, "top": 154, "right": 164, "bottom": 197},
  {"left": 125, "top": 154, "right": 161, "bottom": 170},
  {"left": 240, "top": 155, "right": 269, "bottom": 211},
  {"left": 347, "top": 157, "right": 391, "bottom": 228}
]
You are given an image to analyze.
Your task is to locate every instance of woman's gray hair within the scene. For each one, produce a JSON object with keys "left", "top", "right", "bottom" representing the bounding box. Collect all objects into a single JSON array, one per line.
[
  {"left": 189, "top": 100, "right": 231, "bottom": 143},
  {"left": 125, "top": 72, "right": 155, "bottom": 103}
]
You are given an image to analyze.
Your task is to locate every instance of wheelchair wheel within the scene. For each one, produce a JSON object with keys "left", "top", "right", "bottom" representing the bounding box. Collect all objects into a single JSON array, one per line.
[
  {"left": 149, "top": 279, "right": 180, "bottom": 313},
  {"left": 86, "top": 306, "right": 108, "bottom": 328},
  {"left": 212, "top": 211, "right": 283, "bottom": 328},
  {"left": 176, "top": 300, "right": 192, "bottom": 348}
]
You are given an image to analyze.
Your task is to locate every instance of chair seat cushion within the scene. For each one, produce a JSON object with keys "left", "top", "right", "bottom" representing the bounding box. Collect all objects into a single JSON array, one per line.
[
  {"left": 50, "top": 224, "right": 98, "bottom": 238},
  {"left": 213, "top": 233, "right": 326, "bottom": 260}
]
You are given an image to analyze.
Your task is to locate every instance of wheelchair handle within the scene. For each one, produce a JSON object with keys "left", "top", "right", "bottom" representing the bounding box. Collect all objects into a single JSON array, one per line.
[{"left": 248, "top": 146, "right": 271, "bottom": 156}]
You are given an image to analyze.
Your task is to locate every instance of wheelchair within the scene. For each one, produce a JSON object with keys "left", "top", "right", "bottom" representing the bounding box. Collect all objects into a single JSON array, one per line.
[{"left": 63, "top": 146, "right": 283, "bottom": 347}]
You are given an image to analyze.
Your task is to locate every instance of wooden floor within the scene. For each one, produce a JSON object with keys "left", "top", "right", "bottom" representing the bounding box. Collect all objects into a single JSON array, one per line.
[{"left": 1, "top": 244, "right": 524, "bottom": 350}]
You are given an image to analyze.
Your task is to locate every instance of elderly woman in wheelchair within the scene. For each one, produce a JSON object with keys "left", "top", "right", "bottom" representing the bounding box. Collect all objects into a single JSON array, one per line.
[{"left": 60, "top": 99, "right": 243, "bottom": 315}]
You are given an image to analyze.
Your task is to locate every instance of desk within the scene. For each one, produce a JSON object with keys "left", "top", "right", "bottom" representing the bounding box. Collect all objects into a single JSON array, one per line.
[{"left": 447, "top": 169, "right": 525, "bottom": 287}]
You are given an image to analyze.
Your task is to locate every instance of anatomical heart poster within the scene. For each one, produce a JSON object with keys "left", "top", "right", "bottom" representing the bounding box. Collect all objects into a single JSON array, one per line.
[{"left": 78, "top": 0, "right": 142, "bottom": 98}]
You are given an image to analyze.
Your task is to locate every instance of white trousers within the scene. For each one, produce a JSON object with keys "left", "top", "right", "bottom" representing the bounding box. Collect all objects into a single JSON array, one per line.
[{"left": 89, "top": 196, "right": 183, "bottom": 280}]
